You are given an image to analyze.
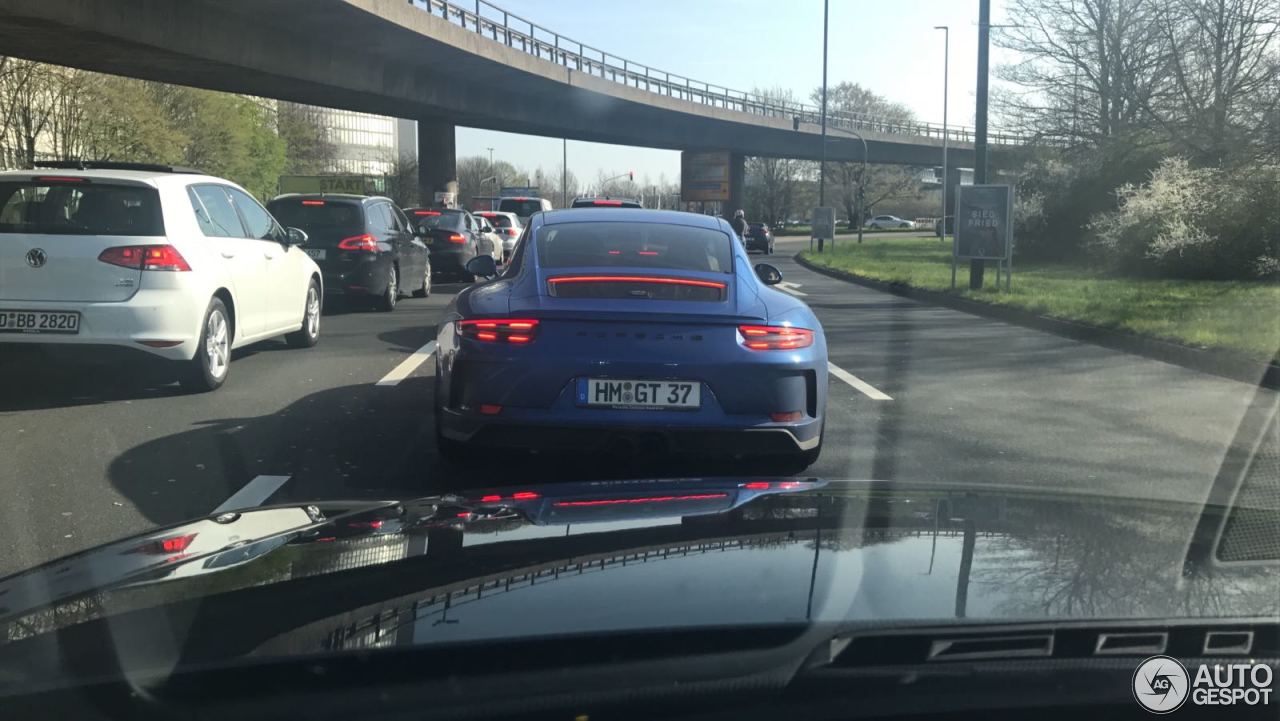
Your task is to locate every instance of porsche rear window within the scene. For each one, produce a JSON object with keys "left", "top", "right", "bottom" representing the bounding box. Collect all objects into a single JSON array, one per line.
[
  {"left": 0, "top": 181, "right": 164, "bottom": 236},
  {"left": 535, "top": 222, "right": 733, "bottom": 273}
]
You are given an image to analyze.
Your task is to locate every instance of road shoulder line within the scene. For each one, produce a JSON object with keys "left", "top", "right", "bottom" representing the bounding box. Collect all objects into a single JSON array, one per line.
[
  {"left": 213, "top": 475, "right": 291, "bottom": 513},
  {"left": 828, "top": 362, "right": 893, "bottom": 400},
  {"left": 376, "top": 340, "right": 438, "bottom": 386}
]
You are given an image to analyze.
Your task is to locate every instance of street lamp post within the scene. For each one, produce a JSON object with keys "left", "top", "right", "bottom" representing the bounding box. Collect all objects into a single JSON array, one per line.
[
  {"left": 486, "top": 147, "right": 494, "bottom": 167},
  {"left": 819, "top": 0, "right": 829, "bottom": 208},
  {"left": 934, "top": 25, "right": 949, "bottom": 242},
  {"left": 972, "top": 0, "right": 991, "bottom": 290}
]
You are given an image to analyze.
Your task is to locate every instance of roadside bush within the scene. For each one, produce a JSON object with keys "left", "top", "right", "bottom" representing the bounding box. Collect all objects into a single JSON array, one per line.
[
  {"left": 1090, "top": 158, "right": 1279, "bottom": 279},
  {"left": 1012, "top": 136, "right": 1167, "bottom": 262}
]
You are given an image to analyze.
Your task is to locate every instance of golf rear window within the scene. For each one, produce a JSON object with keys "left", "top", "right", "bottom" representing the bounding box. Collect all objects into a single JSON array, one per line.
[
  {"left": 0, "top": 181, "right": 164, "bottom": 236},
  {"left": 266, "top": 199, "right": 363, "bottom": 233},
  {"left": 536, "top": 222, "right": 733, "bottom": 273}
]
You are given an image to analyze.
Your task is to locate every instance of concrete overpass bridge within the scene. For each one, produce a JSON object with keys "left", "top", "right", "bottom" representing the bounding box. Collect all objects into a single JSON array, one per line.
[{"left": 0, "top": 0, "right": 1047, "bottom": 206}]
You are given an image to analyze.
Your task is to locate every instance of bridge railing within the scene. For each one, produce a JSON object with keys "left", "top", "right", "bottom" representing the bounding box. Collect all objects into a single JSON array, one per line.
[{"left": 412, "top": 0, "right": 1051, "bottom": 147}]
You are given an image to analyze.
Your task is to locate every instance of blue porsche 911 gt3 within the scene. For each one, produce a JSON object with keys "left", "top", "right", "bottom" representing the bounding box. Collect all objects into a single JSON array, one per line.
[{"left": 433, "top": 208, "right": 827, "bottom": 471}]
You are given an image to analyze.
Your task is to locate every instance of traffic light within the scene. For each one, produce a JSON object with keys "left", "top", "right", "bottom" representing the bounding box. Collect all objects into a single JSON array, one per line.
[{"left": 628, "top": 170, "right": 634, "bottom": 181}]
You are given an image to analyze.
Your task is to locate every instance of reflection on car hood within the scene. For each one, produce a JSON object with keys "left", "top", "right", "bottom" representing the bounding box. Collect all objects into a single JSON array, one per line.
[{"left": 0, "top": 478, "right": 1276, "bottom": 675}]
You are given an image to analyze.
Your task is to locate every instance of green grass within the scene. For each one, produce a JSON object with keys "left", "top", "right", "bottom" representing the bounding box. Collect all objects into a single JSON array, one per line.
[
  {"left": 801, "top": 237, "right": 1280, "bottom": 361},
  {"left": 774, "top": 225, "right": 924, "bottom": 237}
]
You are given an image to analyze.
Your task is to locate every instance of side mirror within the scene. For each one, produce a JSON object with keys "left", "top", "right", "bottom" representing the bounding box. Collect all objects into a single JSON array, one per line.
[
  {"left": 413, "top": 223, "right": 430, "bottom": 237},
  {"left": 754, "top": 263, "right": 783, "bottom": 285},
  {"left": 285, "top": 227, "right": 308, "bottom": 246},
  {"left": 465, "top": 255, "right": 498, "bottom": 279}
]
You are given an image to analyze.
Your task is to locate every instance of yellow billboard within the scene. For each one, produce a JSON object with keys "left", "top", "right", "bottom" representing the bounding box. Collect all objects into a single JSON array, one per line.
[{"left": 680, "top": 151, "right": 730, "bottom": 202}]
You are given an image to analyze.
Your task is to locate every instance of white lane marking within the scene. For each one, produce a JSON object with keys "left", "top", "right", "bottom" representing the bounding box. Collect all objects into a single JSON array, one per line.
[
  {"left": 213, "top": 475, "right": 291, "bottom": 513},
  {"left": 776, "top": 281, "right": 808, "bottom": 297},
  {"left": 376, "top": 340, "right": 438, "bottom": 386},
  {"left": 828, "top": 362, "right": 893, "bottom": 400}
]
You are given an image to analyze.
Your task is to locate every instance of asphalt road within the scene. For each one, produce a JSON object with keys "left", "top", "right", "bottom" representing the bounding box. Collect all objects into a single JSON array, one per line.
[{"left": 0, "top": 234, "right": 1272, "bottom": 576}]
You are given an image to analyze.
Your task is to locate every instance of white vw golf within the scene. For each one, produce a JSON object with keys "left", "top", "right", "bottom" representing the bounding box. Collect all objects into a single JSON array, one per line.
[{"left": 0, "top": 163, "right": 322, "bottom": 392}]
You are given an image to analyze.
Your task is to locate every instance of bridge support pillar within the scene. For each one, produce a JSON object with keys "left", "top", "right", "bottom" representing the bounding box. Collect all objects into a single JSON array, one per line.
[
  {"left": 417, "top": 118, "right": 457, "bottom": 207},
  {"left": 723, "top": 152, "right": 745, "bottom": 219}
]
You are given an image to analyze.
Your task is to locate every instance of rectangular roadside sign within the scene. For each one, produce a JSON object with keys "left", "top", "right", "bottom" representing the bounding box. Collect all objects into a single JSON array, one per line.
[
  {"left": 811, "top": 207, "right": 836, "bottom": 240},
  {"left": 954, "top": 184, "right": 1013, "bottom": 260},
  {"left": 680, "top": 151, "right": 731, "bottom": 202}
]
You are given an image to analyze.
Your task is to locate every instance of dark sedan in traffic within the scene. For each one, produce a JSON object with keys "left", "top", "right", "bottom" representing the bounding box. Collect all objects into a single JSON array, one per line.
[
  {"left": 406, "top": 208, "right": 493, "bottom": 281},
  {"left": 745, "top": 222, "right": 774, "bottom": 254},
  {"left": 267, "top": 194, "right": 431, "bottom": 311}
]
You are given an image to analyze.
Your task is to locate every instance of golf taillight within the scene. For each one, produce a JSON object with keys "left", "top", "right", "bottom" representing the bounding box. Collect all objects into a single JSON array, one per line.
[
  {"left": 338, "top": 233, "right": 378, "bottom": 252},
  {"left": 446, "top": 233, "right": 467, "bottom": 244},
  {"left": 98, "top": 245, "right": 191, "bottom": 271},
  {"left": 738, "top": 325, "right": 814, "bottom": 350},
  {"left": 459, "top": 318, "right": 540, "bottom": 344}
]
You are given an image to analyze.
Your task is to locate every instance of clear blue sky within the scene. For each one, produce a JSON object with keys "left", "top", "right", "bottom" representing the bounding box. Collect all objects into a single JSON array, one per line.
[{"left": 456, "top": 0, "right": 1015, "bottom": 186}]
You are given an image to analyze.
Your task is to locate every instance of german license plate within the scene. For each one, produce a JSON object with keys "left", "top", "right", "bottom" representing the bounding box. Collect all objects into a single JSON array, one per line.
[
  {"left": 304, "top": 248, "right": 326, "bottom": 260},
  {"left": 577, "top": 378, "right": 700, "bottom": 410},
  {"left": 0, "top": 310, "right": 80, "bottom": 334}
]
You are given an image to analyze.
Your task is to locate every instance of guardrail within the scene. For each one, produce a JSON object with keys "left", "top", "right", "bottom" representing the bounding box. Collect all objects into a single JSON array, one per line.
[{"left": 409, "top": 0, "right": 1054, "bottom": 147}]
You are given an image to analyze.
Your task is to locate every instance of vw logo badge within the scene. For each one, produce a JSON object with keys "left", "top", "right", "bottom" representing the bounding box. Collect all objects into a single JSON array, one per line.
[{"left": 25, "top": 248, "right": 47, "bottom": 268}]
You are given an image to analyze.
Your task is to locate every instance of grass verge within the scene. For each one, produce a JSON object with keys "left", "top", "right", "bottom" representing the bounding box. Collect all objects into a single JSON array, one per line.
[
  {"left": 800, "top": 236, "right": 1280, "bottom": 361},
  {"left": 775, "top": 226, "right": 923, "bottom": 237}
]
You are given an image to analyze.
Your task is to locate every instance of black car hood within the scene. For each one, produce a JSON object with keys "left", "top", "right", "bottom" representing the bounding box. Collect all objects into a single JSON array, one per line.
[{"left": 0, "top": 478, "right": 1276, "bottom": 689}]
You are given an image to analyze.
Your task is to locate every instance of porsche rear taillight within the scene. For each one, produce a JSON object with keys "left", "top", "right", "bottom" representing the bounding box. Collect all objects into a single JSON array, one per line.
[
  {"left": 738, "top": 325, "right": 814, "bottom": 350},
  {"left": 459, "top": 318, "right": 539, "bottom": 344}
]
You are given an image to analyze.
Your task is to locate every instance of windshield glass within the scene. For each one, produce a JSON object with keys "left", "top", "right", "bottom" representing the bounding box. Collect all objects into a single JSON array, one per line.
[
  {"left": 0, "top": 181, "right": 163, "bottom": 236},
  {"left": 497, "top": 198, "right": 543, "bottom": 216},
  {"left": 478, "top": 213, "right": 514, "bottom": 228},
  {"left": 536, "top": 222, "right": 733, "bottom": 272},
  {"left": 266, "top": 199, "right": 363, "bottom": 232},
  {"left": 418, "top": 210, "right": 464, "bottom": 229},
  {"left": 0, "top": 0, "right": 1277, "bottom": 712}
]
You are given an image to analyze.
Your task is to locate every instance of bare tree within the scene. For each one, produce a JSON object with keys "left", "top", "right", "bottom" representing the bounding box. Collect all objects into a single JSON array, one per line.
[
  {"left": 995, "top": 0, "right": 1173, "bottom": 143},
  {"left": 456, "top": 155, "right": 522, "bottom": 208},
  {"left": 0, "top": 59, "right": 60, "bottom": 166},
  {"left": 1153, "top": 0, "right": 1280, "bottom": 163},
  {"left": 278, "top": 101, "right": 338, "bottom": 174},
  {"left": 592, "top": 168, "right": 638, "bottom": 198},
  {"left": 809, "top": 83, "right": 921, "bottom": 232}
]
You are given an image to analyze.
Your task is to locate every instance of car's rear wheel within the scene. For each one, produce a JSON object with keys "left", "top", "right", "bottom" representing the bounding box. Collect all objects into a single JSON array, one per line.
[
  {"left": 179, "top": 298, "right": 231, "bottom": 393},
  {"left": 412, "top": 263, "right": 431, "bottom": 298},
  {"left": 376, "top": 264, "right": 398, "bottom": 312},
  {"left": 286, "top": 280, "right": 321, "bottom": 348}
]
